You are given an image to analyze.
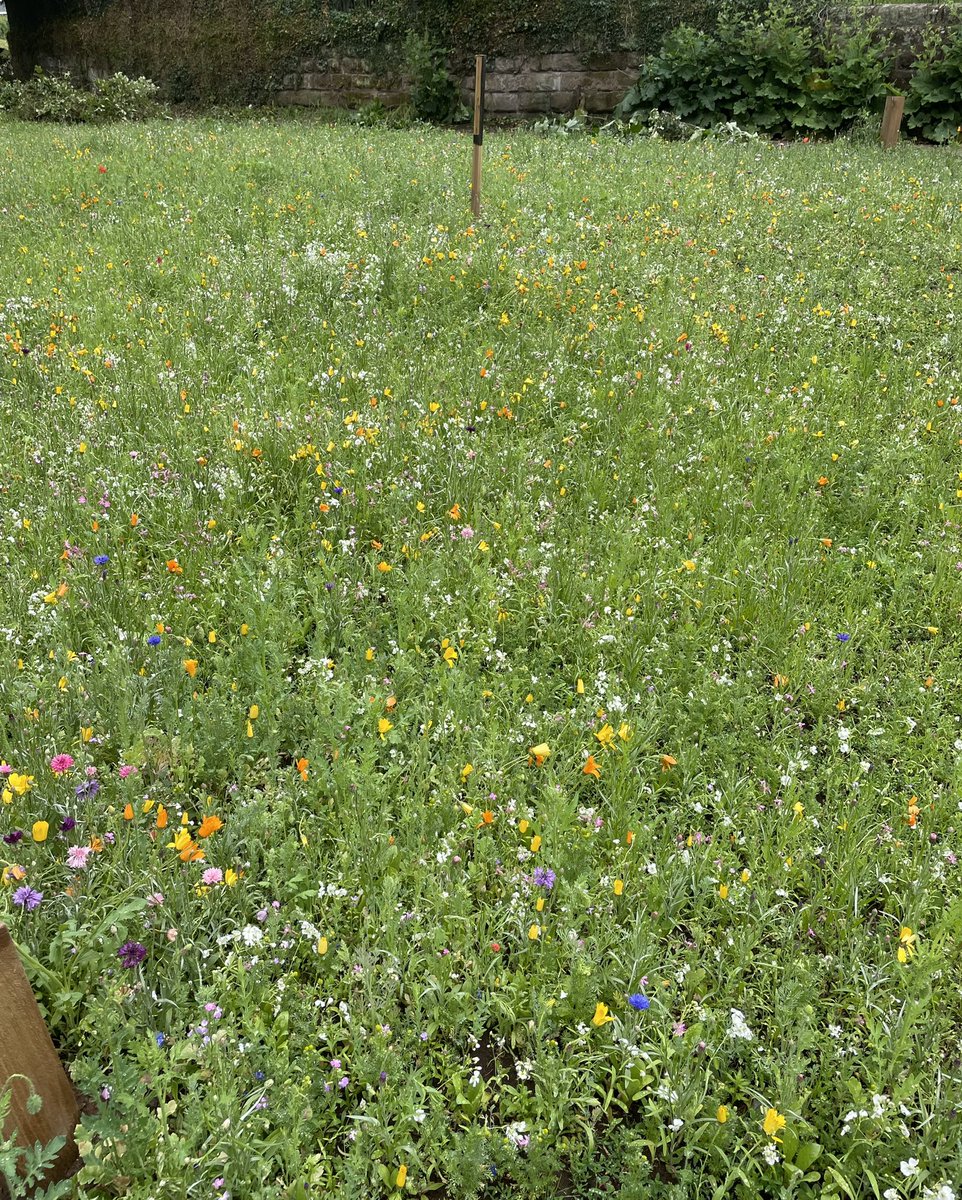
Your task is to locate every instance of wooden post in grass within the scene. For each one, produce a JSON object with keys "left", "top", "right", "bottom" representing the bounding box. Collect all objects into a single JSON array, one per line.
[
  {"left": 470, "top": 55, "right": 485, "bottom": 221},
  {"left": 0, "top": 924, "right": 80, "bottom": 1190},
  {"left": 880, "top": 95, "right": 905, "bottom": 148}
]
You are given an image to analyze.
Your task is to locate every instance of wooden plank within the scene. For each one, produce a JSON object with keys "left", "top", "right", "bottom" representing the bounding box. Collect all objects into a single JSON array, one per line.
[
  {"left": 470, "top": 55, "right": 485, "bottom": 220},
  {"left": 880, "top": 95, "right": 905, "bottom": 149},
  {"left": 0, "top": 924, "right": 80, "bottom": 1189}
]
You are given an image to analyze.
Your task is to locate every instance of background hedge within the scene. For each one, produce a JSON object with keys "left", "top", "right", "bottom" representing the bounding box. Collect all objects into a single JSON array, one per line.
[{"left": 7, "top": 0, "right": 722, "bottom": 105}]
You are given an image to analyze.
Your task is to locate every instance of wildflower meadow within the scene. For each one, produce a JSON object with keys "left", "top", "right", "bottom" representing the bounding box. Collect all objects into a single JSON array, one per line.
[{"left": 1, "top": 117, "right": 962, "bottom": 1199}]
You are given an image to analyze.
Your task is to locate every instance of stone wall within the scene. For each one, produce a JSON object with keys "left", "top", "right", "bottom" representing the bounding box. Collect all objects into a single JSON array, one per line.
[{"left": 276, "top": 52, "right": 640, "bottom": 116}]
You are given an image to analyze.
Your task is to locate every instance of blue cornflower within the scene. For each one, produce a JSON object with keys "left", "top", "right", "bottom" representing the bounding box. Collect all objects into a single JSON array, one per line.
[
  {"left": 94, "top": 555, "right": 109, "bottom": 565},
  {"left": 147, "top": 634, "right": 162, "bottom": 646},
  {"left": 628, "top": 993, "right": 651, "bottom": 1011},
  {"left": 836, "top": 632, "right": 851, "bottom": 642},
  {"left": 155, "top": 1032, "right": 166, "bottom": 1047},
  {"left": 532, "top": 866, "right": 556, "bottom": 890}
]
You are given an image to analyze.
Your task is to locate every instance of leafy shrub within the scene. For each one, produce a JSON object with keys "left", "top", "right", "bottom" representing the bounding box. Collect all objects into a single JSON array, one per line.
[
  {"left": 403, "top": 32, "right": 465, "bottom": 124},
  {"left": 614, "top": 4, "right": 890, "bottom": 137},
  {"left": 92, "top": 72, "right": 160, "bottom": 121},
  {"left": 905, "top": 22, "right": 962, "bottom": 142},
  {"left": 0, "top": 68, "right": 160, "bottom": 122}
]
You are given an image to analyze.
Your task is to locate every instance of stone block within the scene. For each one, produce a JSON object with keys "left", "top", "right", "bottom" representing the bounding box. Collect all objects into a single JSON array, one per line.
[
  {"left": 481, "top": 72, "right": 524, "bottom": 92},
  {"left": 486, "top": 91, "right": 522, "bottom": 112},
  {"left": 523, "top": 70, "right": 566, "bottom": 91},
  {"left": 489, "top": 55, "right": 524, "bottom": 74},
  {"left": 537, "top": 52, "right": 584, "bottom": 71}
]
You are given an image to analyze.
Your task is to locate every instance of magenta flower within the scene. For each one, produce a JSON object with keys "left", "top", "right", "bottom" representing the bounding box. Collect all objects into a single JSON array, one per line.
[
  {"left": 50, "top": 754, "right": 75, "bottom": 775},
  {"left": 118, "top": 765, "right": 137, "bottom": 779}
]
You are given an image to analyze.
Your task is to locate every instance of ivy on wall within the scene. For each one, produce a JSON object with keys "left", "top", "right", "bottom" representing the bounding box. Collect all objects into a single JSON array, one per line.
[{"left": 8, "top": 0, "right": 721, "bottom": 103}]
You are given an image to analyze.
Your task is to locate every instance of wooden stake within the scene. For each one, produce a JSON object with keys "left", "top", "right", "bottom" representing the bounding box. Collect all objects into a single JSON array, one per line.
[
  {"left": 0, "top": 924, "right": 80, "bottom": 1190},
  {"left": 470, "top": 55, "right": 485, "bottom": 221},
  {"left": 880, "top": 95, "right": 905, "bottom": 149}
]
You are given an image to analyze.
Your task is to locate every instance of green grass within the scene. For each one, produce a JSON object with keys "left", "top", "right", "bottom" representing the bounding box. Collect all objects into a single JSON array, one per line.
[{"left": 1, "top": 115, "right": 962, "bottom": 1199}]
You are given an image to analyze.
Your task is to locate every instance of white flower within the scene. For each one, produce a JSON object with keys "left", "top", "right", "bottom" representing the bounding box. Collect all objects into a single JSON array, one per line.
[
  {"left": 900, "top": 1158, "right": 920, "bottom": 1178},
  {"left": 762, "top": 1144, "right": 780, "bottom": 1166},
  {"left": 884, "top": 1191, "right": 899, "bottom": 1200},
  {"left": 729, "top": 1009, "right": 754, "bottom": 1040},
  {"left": 923, "top": 1186, "right": 957, "bottom": 1200},
  {"left": 240, "top": 924, "right": 264, "bottom": 947}
]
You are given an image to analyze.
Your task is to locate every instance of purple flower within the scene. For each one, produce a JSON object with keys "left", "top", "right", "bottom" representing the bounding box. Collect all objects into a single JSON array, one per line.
[
  {"left": 13, "top": 886, "right": 43, "bottom": 911},
  {"left": 836, "top": 632, "right": 851, "bottom": 643},
  {"left": 94, "top": 555, "right": 109, "bottom": 566},
  {"left": 628, "top": 993, "right": 650, "bottom": 1011},
  {"left": 148, "top": 634, "right": 162, "bottom": 646},
  {"left": 3, "top": 830, "right": 23, "bottom": 845},
  {"left": 60, "top": 817, "right": 76, "bottom": 832},
  {"left": 75, "top": 780, "right": 100, "bottom": 800},
  {"left": 117, "top": 940, "right": 147, "bottom": 969},
  {"left": 532, "top": 867, "right": 556, "bottom": 890}
]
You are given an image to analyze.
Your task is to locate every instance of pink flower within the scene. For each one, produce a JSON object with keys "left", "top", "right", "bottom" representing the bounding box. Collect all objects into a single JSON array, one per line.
[
  {"left": 50, "top": 754, "right": 75, "bottom": 775},
  {"left": 201, "top": 867, "right": 223, "bottom": 886},
  {"left": 118, "top": 765, "right": 137, "bottom": 779},
  {"left": 147, "top": 891, "right": 165, "bottom": 907},
  {"left": 66, "top": 845, "right": 91, "bottom": 869}
]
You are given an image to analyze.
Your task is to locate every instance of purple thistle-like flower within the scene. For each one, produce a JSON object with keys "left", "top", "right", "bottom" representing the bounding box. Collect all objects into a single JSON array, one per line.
[
  {"left": 3, "top": 830, "right": 24, "bottom": 845},
  {"left": 532, "top": 867, "right": 556, "bottom": 890},
  {"left": 13, "top": 886, "right": 43, "bottom": 911},
  {"left": 117, "top": 940, "right": 147, "bottom": 969},
  {"left": 60, "top": 817, "right": 76, "bottom": 832},
  {"left": 75, "top": 780, "right": 100, "bottom": 800}
]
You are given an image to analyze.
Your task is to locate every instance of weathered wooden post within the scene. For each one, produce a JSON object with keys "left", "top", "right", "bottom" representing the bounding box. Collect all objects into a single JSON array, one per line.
[
  {"left": 880, "top": 95, "right": 905, "bottom": 148},
  {"left": 470, "top": 55, "right": 486, "bottom": 220},
  {"left": 0, "top": 924, "right": 80, "bottom": 1191}
]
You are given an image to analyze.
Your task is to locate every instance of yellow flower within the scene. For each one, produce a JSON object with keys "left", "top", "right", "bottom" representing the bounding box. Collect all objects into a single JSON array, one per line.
[
  {"left": 576, "top": 677, "right": 585, "bottom": 694},
  {"left": 897, "top": 926, "right": 916, "bottom": 962},
  {"left": 441, "top": 639, "right": 458, "bottom": 667},
  {"left": 207, "top": 630, "right": 217, "bottom": 643},
  {"left": 317, "top": 937, "right": 329, "bottom": 956},
  {"left": 528, "top": 924, "right": 540, "bottom": 941},
  {"left": 530, "top": 835, "right": 542, "bottom": 853},
  {"left": 591, "top": 1002, "right": 615, "bottom": 1027},
  {"left": 613, "top": 879, "right": 624, "bottom": 896},
  {"left": 718, "top": 883, "right": 729, "bottom": 900},
  {"left": 377, "top": 561, "right": 392, "bottom": 573},
  {"left": 8, "top": 773, "right": 33, "bottom": 796},
  {"left": 32, "top": 821, "right": 49, "bottom": 843},
  {"left": 183, "top": 659, "right": 198, "bottom": 678},
  {"left": 717, "top": 1105, "right": 729, "bottom": 1124},
  {"left": 595, "top": 724, "right": 615, "bottom": 750},
  {"left": 378, "top": 718, "right": 393, "bottom": 740},
  {"left": 528, "top": 743, "right": 551, "bottom": 766},
  {"left": 460, "top": 762, "right": 473, "bottom": 780},
  {"left": 762, "top": 1108, "right": 786, "bottom": 1141},
  {"left": 224, "top": 869, "right": 239, "bottom": 887},
  {"left": 396, "top": 1163, "right": 407, "bottom": 1188},
  {"left": 2, "top": 789, "right": 11, "bottom": 805},
  {"left": 618, "top": 722, "right": 632, "bottom": 742}
]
